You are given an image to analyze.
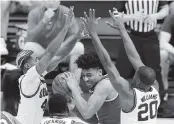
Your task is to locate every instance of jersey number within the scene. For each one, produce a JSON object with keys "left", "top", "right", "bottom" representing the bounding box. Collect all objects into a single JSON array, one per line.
[
  {"left": 41, "top": 99, "right": 48, "bottom": 111},
  {"left": 138, "top": 100, "right": 158, "bottom": 121}
]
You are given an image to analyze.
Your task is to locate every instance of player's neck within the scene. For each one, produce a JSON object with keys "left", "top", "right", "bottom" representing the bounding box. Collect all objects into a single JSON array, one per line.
[{"left": 138, "top": 86, "right": 151, "bottom": 92}]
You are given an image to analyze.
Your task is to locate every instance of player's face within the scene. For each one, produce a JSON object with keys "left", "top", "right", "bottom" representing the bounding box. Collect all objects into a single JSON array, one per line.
[
  {"left": 43, "top": 0, "right": 60, "bottom": 10},
  {"left": 132, "top": 71, "right": 141, "bottom": 88},
  {"left": 25, "top": 54, "right": 39, "bottom": 69},
  {"left": 81, "top": 68, "right": 103, "bottom": 89}
]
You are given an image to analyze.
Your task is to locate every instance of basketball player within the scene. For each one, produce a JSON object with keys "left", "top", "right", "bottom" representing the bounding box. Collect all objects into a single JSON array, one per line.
[
  {"left": 41, "top": 93, "right": 85, "bottom": 124},
  {"left": 24, "top": 0, "right": 84, "bottom": 84},
  {"left": 59, "top": 51, "right": 121, "bottom": 124},
  {"left": 81, "top": 8, "right": 160, "bottom": 124},
  {"left": 1, "top": 69, "right": 22, "bottom": 124},
  {"left": 15, "top": 7, "right": 74, "bottom": 124},
  {"left": 52, "top": 73, "right": 99, "bottom": 124}
]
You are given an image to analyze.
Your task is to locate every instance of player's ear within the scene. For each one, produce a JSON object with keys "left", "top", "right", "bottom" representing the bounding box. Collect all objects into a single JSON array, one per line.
[
  {"left": 99, "top": 69, "right": 103, "bottom": 76},
  {"left": 24, "top": 63, "right": 30, "bottom": 69}
]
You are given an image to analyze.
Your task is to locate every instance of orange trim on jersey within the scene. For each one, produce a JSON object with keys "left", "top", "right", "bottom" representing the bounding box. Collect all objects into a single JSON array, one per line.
[
  {"left": 122, "top": 89, "right": 137, "bottom": 113},
  {"left": 19, "top": 75, "right": 42, "bottom": 98}
]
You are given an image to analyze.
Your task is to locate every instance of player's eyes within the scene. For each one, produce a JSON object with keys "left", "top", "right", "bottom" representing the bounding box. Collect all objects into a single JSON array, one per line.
[{"left": 86, "top": 75, "right": 92, "bottom": 77}]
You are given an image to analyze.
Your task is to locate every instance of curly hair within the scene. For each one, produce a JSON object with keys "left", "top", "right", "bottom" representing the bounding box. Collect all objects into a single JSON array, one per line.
[
  {"left": 75, "top": 51, "right": 106, "bottom": 75},
  {"left": 137, "top": 66, "right": 156, "bottom": 86}
]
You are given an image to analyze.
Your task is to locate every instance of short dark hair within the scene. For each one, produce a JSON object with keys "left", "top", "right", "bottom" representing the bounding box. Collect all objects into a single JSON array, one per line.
[
  {"left": 48, "top": 93, "right": 68, "bottom": 114},
  {"left": 137, "top": 66, "right": 156, "bottom": 86},
  {"left": 75, "top": 51, "right": 106, "bottom": 75},
  {"left": 2, "top": 69, "right": 22, "bottom": 115}
]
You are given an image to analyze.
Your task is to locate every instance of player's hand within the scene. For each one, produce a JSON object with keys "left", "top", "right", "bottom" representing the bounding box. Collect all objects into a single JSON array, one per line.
[
  {"left": 76, "top": 21, "right": 90, "bottom": 39},
  {"left": 63, "top": 6, "right": 74, "bottom": 29},
  {"left": 42, "top": 9, "right": 55, "bottom": 24},
  {"left": 62, "top": 72, "right": 79, "bottom": 90},
  {"left": 144, "top": 14, "right": 157, "bottom": 24},
  {"left": 80, "top": 9, "right": 101, "bottom": 34},
  {"left": 107, "top": 8, "right": 125, "bottom": 30}
]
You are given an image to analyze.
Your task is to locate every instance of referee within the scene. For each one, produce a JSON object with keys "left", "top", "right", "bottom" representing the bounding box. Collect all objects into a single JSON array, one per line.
[{"left": 115, "top": 0, "right": 169, "bottom": 104}]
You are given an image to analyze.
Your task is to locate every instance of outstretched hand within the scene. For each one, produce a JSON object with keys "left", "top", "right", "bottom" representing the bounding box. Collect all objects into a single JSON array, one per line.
[
  {"left": 64, "top": 6, "right": 74, "bottom": 29},
  {"left": 80, "top": 9, "right": 101, "bottom": 34},
  {"left": 106, "top": 8, "right": 125, "bottom": 30},
  {"left": 76, "top": 21, "right": 90, "bottom": 39}
]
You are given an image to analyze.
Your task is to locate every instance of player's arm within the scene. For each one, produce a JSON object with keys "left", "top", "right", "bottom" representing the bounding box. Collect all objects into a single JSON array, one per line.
[
  {"left": 65, "top": 73, "right": 113, "bottom": 120},
  {"left": 81, "top": 9, "right": 134, "bottom": 111},
  {"left": 45, "top": 17, "right": 79, "bottom": 73},
  {"left": 45, "top": 21, "right": 87, "bottom": 74},
  {"left": 107, "top": 9, "right": 145, "bottom": 70},
  {"left": 119, "top": 22, "right": 144, "bottom": 70},
  {"left": 108, "top": 9, "right": 160, "bottom": 91},
  {"left": 20, "top": 13, "right": 73, "bottom": 96},
  {"left": 36, "top": 7, "right": 74, "bottom": 75},
  {"left": 26, "top": 8, "right": 54, "bottom": 43}
]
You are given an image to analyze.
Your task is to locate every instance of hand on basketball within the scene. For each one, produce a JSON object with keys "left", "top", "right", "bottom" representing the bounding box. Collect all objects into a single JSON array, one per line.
[
  {"left": 106, "top": 8, "right": 125, "bottom": 30},
  {"left": 80, "top": 9, "right": 101, "bottom": 34},
  {"left": 62, "top": 72, "right": 79, "bottom": 90},
  {"left": 63, "top": 6, "right": 74, "bottom": 29}
]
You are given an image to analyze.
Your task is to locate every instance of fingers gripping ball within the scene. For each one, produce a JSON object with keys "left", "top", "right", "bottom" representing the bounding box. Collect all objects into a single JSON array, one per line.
[{"left": 52, "top": 74, "right": 72, "bottom": 98}]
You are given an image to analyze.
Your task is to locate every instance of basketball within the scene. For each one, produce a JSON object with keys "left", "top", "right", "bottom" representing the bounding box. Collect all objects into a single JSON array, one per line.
[{"left": 52, "top": 74, "right": 72, "bottom": 97}]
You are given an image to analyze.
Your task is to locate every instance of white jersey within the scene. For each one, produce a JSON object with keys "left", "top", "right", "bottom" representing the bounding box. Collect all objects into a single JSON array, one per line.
[
  {"left": 16, "top": 66, "right": 48, "bottom": 124},
  {"left": 1, "top": 111, "right": 14, "bottom": 124},
  {"left": 121, "top": 86, "right": 160, "bottom": 124},
  {"left": 41, "top": 117, "right": 84, "bottom": 124}
]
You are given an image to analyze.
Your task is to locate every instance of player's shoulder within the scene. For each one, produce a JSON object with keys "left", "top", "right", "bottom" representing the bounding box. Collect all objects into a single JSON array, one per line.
[
  {"left": 98, "top": 76, "right": 111, "bottom": 87},
  {"left": 95, "top": 76, "right": 113, "bottom": 92}
]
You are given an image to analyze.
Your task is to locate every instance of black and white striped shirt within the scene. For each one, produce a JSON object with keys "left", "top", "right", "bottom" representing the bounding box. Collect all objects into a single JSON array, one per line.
[{"left": 116, "top": 0, "right": 168, "bottom": 32}]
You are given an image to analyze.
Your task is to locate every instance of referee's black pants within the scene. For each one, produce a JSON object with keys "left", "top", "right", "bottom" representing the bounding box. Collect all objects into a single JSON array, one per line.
[{"left": 116, "top": 30, "right": 164, "bottom": 99}]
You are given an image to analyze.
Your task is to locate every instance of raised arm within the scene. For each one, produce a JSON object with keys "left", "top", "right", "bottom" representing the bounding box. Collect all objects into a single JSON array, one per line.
[
  {"left": 81, "top": 9, "right": 134, "bottom": 111},
  {"left": 62, "top": 72, "right": 112, "bottom": 120},
  {"left": 36, "top": 7, "right": 74, "bottom": 75},
  {"left": 107, "top": 9, "right": 144, "bottom": 71},
  {"left": 45, "top": 21, "right": 88, "bottom": 73},
  {"left": 26, "top": 8, "right": 55, "bottom": 42}
]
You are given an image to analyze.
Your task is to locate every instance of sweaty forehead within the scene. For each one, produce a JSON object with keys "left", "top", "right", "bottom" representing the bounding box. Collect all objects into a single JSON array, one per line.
[{"left": 82, "top": 68, "right": 98, "bottom": 75}]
